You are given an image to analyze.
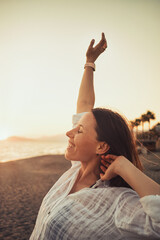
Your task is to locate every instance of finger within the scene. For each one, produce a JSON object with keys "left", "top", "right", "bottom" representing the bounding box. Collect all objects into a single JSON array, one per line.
[
  {"left": 103, "top": 157, "right": 113, "bottom": 162},
  {"left": 100, "top": 172, "right": 110, "bottom": 181},
  {"left": 100, "top": 32, "right": 106, "bottom": 44},
  {"left": 101, "top": 159, "right": 112, "bottom": 166},
  {"left": 105, "top": 154, "right": 117, "bottom": 160},
  {"left": 89, "top": 39, "right": 95, "bottom": 48},
  {"left": 95, "top": 37, "right": 107, "bottom": 53},
  {"left": 102, "top": 32, "right": 105, "bottom": 40},
  {"left": 100, "top": 172, "right": 104, "bottom": 177},
  {"left": 101, "top": 33, "right": 107, "bottom": 50},
  {"left": 100, "top": 173, "right": 104, "bottom": 179},
  {"left": 100, "top": 165, "right": 107, "bottom": 173},
  {"left": 95, "top": 34, "right": 105, "bottom": 48},
  {"left": 101, "top": 159, "right": 111, "bottom": 166},
  {"left": 103, "top": 41, "right": 107, "bottom": 49},
  {"left": 101, "top": 156, "right": 113, "bottom": 164},
  {"left": 101, "top": 160, "right": 110, "bottom": 168},
  {"left": 101, "top": 155, "right": 113, "bottom": 162}
]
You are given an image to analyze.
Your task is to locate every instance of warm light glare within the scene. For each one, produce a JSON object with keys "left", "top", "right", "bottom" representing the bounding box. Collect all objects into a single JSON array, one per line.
[
  {"left": 0, "top": 0, "right": 159, "bottom": 138},
  {"left": 0, "top": 132, "right": 10, "bottom": 141}
]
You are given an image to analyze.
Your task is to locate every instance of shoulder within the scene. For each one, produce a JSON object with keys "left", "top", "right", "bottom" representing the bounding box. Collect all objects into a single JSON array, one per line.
[{"left": 69, "top": 183, "right": 139, "bottom": 209}]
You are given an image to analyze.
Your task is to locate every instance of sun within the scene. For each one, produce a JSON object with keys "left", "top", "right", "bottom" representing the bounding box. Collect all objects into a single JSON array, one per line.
[
  {"left": 0, "top": 133, "right": 10, "bottom": 141},
  {"left": 0, "top": 136, "right": 8, "bottom": 140}
]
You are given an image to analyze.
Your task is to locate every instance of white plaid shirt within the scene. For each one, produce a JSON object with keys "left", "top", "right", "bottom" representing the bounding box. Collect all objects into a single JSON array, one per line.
[{"left": 30, "top": 113, "right": 160, "bottom": 240}]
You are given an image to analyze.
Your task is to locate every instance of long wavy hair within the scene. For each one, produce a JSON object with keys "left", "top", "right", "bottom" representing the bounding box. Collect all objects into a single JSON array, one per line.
[{"left": 92, "top": 108, "right": 142, "bottom": 188}]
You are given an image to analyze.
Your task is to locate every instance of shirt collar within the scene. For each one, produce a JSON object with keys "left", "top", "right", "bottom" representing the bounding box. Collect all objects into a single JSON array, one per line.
[{"left": 91, "top": 179, "right": 110, "bottom": 188}]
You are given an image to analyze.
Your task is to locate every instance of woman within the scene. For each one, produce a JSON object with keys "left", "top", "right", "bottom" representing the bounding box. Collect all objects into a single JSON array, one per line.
[{"left": 30, "top": 33, "right": 160, "bottom": 240}]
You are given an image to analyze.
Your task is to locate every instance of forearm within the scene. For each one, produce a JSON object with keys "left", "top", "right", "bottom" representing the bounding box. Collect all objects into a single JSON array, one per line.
[
  {"left": 76, "top": 33, "right": 107, "bottom": 114},
  {"left": 117, "top": 159, "right": 160, "bottom": 198},
  {"left": 76, "top": 67, "right": 95, "bottom": 113}
]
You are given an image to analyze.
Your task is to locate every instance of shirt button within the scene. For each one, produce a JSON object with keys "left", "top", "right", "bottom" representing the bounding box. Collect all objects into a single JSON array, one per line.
[{"left": 48, "top": 211, "right": 51, "bottom": 215}]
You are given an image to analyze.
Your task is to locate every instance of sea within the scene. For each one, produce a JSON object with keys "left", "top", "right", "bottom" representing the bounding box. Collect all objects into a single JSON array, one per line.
[{"left": 0, "top": 138, "right": 68, "bottom": 163}]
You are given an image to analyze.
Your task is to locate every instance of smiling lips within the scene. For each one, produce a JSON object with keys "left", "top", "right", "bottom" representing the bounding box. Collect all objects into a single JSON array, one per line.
[{"left": 67, "top": 141, "right": 75, "bottom": 149}]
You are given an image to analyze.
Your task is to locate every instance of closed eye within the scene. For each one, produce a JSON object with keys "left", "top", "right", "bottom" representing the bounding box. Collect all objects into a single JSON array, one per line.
[
  {"left": 78, "top": 130, "right": 82, "bottom": 133},
  {"left": 77, "top": 126, "right": 83, "bottom": 133}
]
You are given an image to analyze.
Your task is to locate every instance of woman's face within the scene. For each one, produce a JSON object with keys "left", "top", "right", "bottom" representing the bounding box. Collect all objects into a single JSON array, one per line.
[{"left": 65, "top": 112, "right": 99, "bottom": 162}]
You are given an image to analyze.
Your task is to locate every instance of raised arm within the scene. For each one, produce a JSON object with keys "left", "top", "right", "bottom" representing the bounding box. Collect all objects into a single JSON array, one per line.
[
  {"left": 100, "top": 154, "right": 160, "bottom": 198},
  {"left": 77, "top": 33, "right": 107, "bottom": 113},
  {"left": 100, "top": 154, "right": 160, "bottom": 238}
]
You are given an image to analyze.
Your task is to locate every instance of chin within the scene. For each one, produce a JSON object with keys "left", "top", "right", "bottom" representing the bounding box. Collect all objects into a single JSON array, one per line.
[
  {"left": 65, "top": 150, "right": 79, "bottom": 162},
  {"left": 65, "top": 150, "right": 72, "bottom": 161},
  {"left": 65, "top": 146, "right": 75, "bottom": 160}
]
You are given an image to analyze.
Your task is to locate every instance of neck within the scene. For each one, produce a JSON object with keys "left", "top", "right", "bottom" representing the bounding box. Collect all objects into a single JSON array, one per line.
[{"left": 78, "top": 156, "right": 101, "bottom": 186}]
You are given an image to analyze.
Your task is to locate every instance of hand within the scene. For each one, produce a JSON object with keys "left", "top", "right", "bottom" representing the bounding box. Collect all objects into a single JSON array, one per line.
[
  {"left": 101, "top": 154, "right": 160, "bottom": 198},
  {"left": 86, "top": 33, "right": 107, "bottom": 63},
  {"left": 100, "top": 154, "right": 128, "bottom": 181}
]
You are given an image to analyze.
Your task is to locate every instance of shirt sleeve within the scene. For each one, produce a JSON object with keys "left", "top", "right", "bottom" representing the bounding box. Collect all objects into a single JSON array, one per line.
[
  {"left": 72, "top": 112, "right": 88, "bottom": 128},
  {"left": 140, "top": 195, "right": 160, "bottom": 222},
  {"left": 115, "top": 191, "right": 160, "bottom": 239}
]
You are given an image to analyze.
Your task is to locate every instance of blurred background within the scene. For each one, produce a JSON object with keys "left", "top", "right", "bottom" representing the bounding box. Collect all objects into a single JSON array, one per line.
[{"left": 0, "top": 0, "right": 160, "bottom": 161}]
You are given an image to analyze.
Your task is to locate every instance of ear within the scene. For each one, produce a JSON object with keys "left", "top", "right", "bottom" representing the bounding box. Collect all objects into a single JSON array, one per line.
[{"left": 96, "top": 142, "right": 110, "bottom": 155}]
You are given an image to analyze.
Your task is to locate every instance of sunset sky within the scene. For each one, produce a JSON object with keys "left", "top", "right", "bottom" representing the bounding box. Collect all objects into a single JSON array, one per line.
[{"left": 0, "top": 0, "right": 160, "bottom": 140}]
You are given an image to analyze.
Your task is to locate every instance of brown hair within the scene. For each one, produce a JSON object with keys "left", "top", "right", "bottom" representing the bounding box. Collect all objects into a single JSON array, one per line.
[{"left": 92, "top": 108, "right": 142, "bottom": 188}]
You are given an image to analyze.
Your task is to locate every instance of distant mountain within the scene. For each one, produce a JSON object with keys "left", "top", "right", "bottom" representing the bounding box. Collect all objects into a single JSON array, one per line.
[
  {"left": 6, "top": 136, "right": 36, "bottom": 141},
  {"left": 37, "top": 134, "right": 67, "bottom": 142},
  {"left": 6, "top": 134, "right": 67, "bottom": 142}
]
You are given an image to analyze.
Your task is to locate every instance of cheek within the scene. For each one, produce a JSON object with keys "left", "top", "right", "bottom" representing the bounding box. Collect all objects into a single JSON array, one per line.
[{"left": 75, "top": 136, "right": 97, "bottom": 154}]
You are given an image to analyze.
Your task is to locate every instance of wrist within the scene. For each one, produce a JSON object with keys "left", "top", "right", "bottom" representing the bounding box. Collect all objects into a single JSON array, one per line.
[
  {"left": 84, "top": 62, "right": 95, "bottom": 71},
  {"left": 86, "top": 57, "right": 95, "bottom": 63}
]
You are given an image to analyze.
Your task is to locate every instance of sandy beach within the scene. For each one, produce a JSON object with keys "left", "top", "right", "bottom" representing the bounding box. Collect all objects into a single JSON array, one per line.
[
  {"left": 0, "top": 155, "right": 71, "bottom": 240},
  {"left": 0, "top": 153, "right": 160, "bottom": 240}
]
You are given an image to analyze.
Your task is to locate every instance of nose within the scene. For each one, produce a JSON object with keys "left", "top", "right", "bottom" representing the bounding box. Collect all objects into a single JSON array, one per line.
[{"left": 66, "top": 128, "right": 75, "bottom": 138}]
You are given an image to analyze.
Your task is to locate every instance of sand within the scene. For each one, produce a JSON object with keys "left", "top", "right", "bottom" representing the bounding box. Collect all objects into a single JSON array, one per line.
[
  {"left": 0, "top": 155, "right": 71, "bottom": 240},
  {"left": 0, "top": 153, "right": 160, "bottom": 240},
  {"left": 139, "top": 152, "right": 160, "bottom": 184}
]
